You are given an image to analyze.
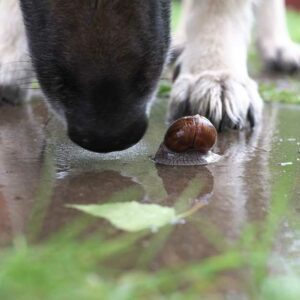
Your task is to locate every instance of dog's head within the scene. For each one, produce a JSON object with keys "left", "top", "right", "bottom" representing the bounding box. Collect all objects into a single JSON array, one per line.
[{"left": 21, "top": 0, "right": 170, "bottom": 152}]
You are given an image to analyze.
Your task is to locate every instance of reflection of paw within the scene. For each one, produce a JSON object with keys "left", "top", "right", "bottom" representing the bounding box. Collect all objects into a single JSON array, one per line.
[
  {"left": 259, "top": 41, "right": 300, "bottom": 73},
  {"left": 169, "top": 71, "right": 263, "bottom": 131}
]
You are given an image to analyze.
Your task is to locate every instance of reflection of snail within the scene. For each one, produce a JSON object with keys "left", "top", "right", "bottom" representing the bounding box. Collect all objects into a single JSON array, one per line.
[
  {"left": 154, "top": 115, "right": 221, "bottom": 166},
  {"left": 156, "top": 164, "right": 214, "bottom": 215}
]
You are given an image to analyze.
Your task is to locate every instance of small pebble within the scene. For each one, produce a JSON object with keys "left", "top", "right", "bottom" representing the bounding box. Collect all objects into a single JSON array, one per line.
[
  {"left": 171, "top": 218, "right": 186, "bottom": 225},
  {"left": 150, "top": 226, "right": 159, "bottom": 233},
  {"left": 279, "top": 162, "right": 293, "bottom": 167}
]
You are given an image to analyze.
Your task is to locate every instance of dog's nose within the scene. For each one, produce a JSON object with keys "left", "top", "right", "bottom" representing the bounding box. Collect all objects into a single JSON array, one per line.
[{"left": 67, "top": 118, "right": 148, "bottom": 153}]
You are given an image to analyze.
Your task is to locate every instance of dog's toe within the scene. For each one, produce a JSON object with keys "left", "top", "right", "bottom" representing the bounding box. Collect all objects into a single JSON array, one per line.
[
  {"left": 0, "top": 61, "right": 33, "bottom": 105},
  {"left": 0, "top": 84, "right": 27, "bottom": 105},
  {"left": 169, "top": 72, "right": 263, "bottom": 131},
  {"left": 260, "top": 42, "right": 300, "bottom": 74}
]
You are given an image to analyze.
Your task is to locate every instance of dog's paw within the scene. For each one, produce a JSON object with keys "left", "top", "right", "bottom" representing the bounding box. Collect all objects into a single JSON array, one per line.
[
  {"left": 169, "top": 71, "right": 263, "bottom": 131},
  {"left": 259, "top": 41, "right": 300, "bottom": 73},
  {"left": 0, "top": 61, "right": 33, "bottom": 105},
  {"left": 0, "top": 85, "right": 25, "bottom": 105}
]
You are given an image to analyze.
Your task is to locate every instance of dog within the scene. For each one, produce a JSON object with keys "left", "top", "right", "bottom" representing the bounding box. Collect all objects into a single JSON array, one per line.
[
  {"left": 0, "top": 0, "right": 299, "bottom": 153},
  {"left": 0, "top": 1, "right": 297, "bottom": 268}
]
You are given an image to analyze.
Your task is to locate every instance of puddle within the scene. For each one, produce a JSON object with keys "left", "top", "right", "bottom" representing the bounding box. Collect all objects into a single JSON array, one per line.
[{"left": 0, "top": 96, "right": 300, "bottom": 293}]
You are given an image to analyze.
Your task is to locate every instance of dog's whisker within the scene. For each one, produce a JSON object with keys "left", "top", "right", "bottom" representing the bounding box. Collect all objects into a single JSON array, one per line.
[
  {"left": 0, "top": 69, "right": 34, "bottom": 73},
  {"left": 13, "top": 77, "right": 36, "bottom": 82},
  {"left": 0, "top": 61, "right": 32, "bottom": 66},
  {"left": 0, "top": 74, "right": 34, "bottom": 79},
  {"left": 0, "top": 68, "right": 34, "bottom": 72},
  {"left": 15, "top": 84, "right": 40, "bottom": 89},
  {"left": 10, "top": 81, "right": 35, "bottom": 85},
  {"left": 0, "top": 73, "right": 35, "bottom": 81},
  {"left": 17, "top": 88, "right": 41, "bottom": 91}
]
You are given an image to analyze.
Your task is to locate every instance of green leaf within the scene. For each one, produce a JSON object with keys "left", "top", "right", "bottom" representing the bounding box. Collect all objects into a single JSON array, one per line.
[{"left": 67, "top": 202, "right": 178, "bottom": 232}]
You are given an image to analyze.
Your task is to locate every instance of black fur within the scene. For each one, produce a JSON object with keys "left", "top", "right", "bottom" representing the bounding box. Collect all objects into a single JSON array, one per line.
[{"left": 20, "top": 0, "right": 171, "bottom": 152}]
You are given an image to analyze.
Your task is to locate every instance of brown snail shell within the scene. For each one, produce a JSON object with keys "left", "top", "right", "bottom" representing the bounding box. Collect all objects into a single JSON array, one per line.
[
  {"left": 154, "top": 115, "right": 220, "bottom": 166},
  {"left": 164, "top": 115, "right": 217, "bottom": 154}
]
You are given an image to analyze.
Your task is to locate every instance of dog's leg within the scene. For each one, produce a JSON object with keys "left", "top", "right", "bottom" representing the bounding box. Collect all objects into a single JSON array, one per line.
[
  {"left": 0, "top": 0, "right": 32, "bottom": 104},
  {"left": 256, "top": 0, "right": 300, "bottom": 73},
  {"left": 169, "top": 0, "right": 263, "bottom": 130}
]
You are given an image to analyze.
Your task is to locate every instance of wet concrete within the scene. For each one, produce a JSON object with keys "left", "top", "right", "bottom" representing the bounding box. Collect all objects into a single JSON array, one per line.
[{"left": 0, "top": 95, "right": 300, "bottom": 275}]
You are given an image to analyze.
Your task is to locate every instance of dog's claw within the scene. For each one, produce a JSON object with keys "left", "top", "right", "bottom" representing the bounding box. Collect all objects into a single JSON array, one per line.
[
  {"left": 169, "top": 73, "right": 263, "bottom": 132},
  {"left": 247, "top": 104, "right": 255, "bottom": 128}
]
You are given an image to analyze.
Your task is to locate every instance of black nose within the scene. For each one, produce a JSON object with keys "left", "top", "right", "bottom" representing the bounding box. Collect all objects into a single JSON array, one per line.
[{"left": 68, "top": 118, "right": 148, "bottom": 153}]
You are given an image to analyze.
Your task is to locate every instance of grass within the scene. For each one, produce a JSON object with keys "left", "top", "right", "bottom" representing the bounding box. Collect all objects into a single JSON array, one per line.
[
  {"left": 171, "top": 0, "right": 182, "bottom": 32},
  {"left": 287, "top": 10, "right": 300, "bottom": 42},
  {"left": 260, "top": 82, "right": 300, "bottom": 104},
  {"left": 0, "top": 170, "right": 298, "bottom": 300},
  {"left": 1, "top": 4, "right": 300, "bottom": 300}
]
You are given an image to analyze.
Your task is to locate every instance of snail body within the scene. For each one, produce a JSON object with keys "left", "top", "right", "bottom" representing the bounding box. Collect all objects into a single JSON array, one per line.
[{"left": 154, "top": 115, "right": 220, "bottom": 166}]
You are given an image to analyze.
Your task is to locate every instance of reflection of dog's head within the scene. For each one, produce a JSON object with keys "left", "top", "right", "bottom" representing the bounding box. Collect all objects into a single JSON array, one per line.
[{"left": 21, "top": 0, "right": 170, "bottom": 153}]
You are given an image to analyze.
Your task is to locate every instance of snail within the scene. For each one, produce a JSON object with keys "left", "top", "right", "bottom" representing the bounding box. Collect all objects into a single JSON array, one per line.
[{"left": 154, "top": 115, "right": 221, "bottom": 166}]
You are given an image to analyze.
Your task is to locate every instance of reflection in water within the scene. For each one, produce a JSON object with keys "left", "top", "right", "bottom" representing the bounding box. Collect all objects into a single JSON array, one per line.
[
  {"left": 0, "top": 99, "right": 300, "bottom": 280},
  {"left": 0, "top": 191, "right": 11, "bottom": 244},
  {"left": 147, "top": 110, "right": 277, "bottom": 268},
  {"left": 0, "top": 102, "right": 49, "bottom": 245},
  {"left": 156, "top": 165, "right": 214, "bottom": 209},
  {"left": 38, "top": 170, "right": 143, "bottom": 238}
]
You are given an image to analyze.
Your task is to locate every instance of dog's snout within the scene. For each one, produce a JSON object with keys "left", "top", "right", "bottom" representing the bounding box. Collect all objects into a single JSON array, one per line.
[{"left": 68, "top": 117, "right": 148, "bottom": 153}]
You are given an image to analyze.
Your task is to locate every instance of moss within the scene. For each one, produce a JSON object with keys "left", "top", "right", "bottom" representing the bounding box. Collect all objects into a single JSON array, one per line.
[{"left": 260, "top": 82, "right": 300, "bottom": 104}]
